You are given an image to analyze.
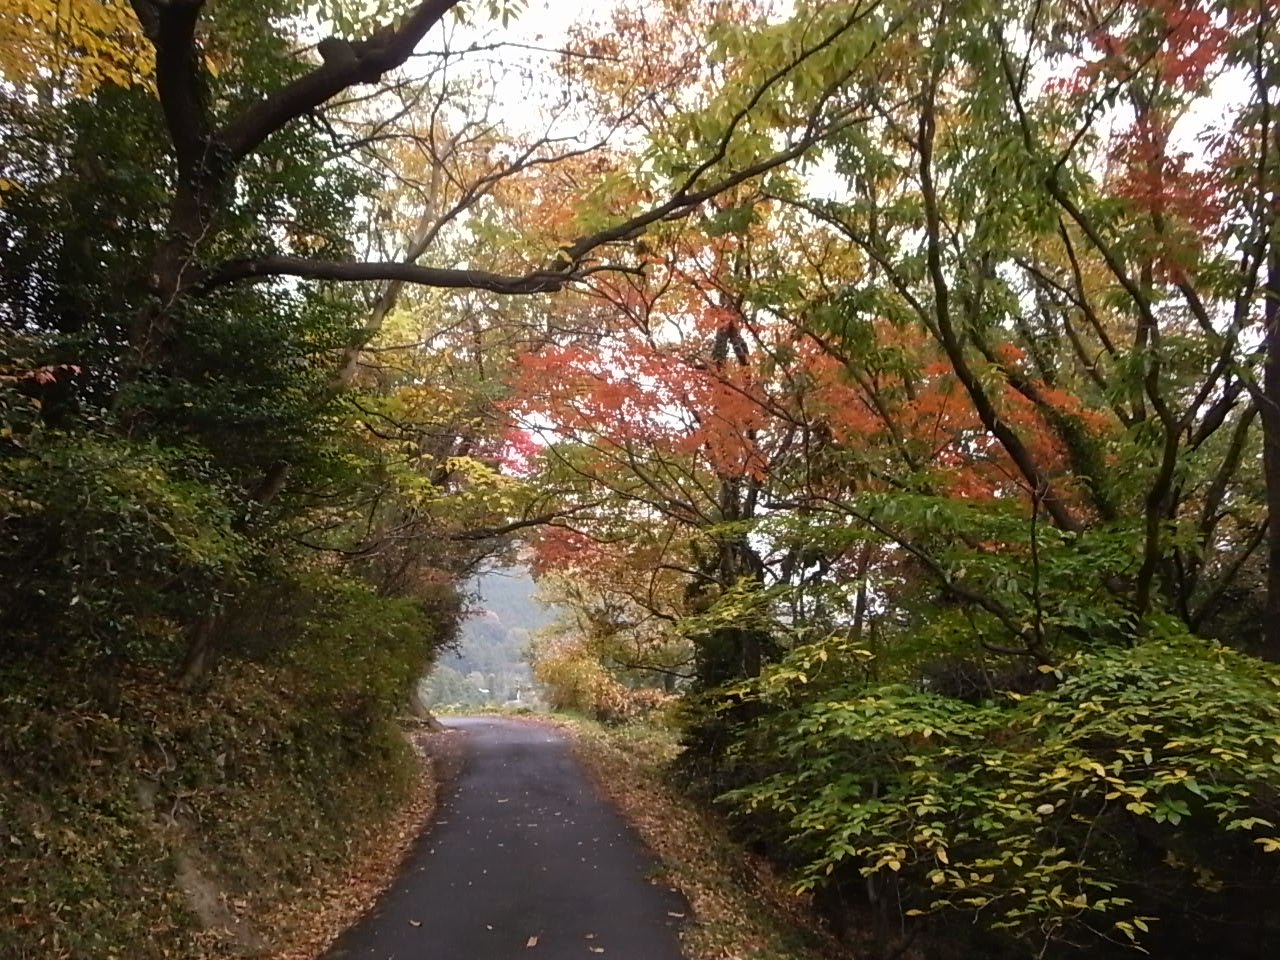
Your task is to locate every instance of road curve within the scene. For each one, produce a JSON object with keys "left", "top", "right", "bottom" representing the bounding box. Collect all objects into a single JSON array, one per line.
[{"left": 323, "top": 715, "right": 688, "bottom": 960}]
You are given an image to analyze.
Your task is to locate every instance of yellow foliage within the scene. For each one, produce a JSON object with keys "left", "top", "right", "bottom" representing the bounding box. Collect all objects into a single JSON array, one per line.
[
  {"left": 533, "top": 635, "right": 675, "bottom": 725},
  {"left": 0, "top": 0, "right": 153, "bottom": 95}
]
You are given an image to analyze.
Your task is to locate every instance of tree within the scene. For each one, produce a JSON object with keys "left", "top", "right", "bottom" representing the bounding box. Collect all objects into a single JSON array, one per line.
[
  {"left": 510, "top": 1, "right": 1280, "bottom": 954},
  {"left": 0, "top": 0, "right": 876, "bottom": 680}
]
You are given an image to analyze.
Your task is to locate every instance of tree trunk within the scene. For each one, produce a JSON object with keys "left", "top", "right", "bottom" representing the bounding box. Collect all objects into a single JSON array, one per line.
[
  {"left": 1262, "top": 218, "right": 1280, "bottom": 661},
  {"left": 177, "top": 610, "right": 218, "bottom": 689}
]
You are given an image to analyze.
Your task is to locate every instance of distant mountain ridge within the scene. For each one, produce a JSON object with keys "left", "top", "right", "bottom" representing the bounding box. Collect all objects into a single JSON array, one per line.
[{"left": 422, "top": 565, "right": 561, "bottom": 706}]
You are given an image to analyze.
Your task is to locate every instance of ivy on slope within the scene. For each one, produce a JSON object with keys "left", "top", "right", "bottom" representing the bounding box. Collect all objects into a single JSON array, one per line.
[{"left": 0, "top": 571, "right": 442, "bottom": 960}]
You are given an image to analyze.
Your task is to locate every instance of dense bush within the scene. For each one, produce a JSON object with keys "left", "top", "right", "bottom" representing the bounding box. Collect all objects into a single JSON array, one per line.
[
  {"left": 0, "top": 432, "right": 247, "bottom": 662},
  {"left": 534, "top": 635, "right": 675, "bottom": 724},
  {"left": 533, "top": 636, "right": 620, "bottom": 715},
  {"left": 708, "top": 634, "right": 1280, "bottom": 958}
]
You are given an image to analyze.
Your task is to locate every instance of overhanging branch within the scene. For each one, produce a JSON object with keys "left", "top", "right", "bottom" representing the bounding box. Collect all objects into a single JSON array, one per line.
[
  {"left": 447, "top": 501, "right": 605, "bottom": 541},
  {"left": 219, "top": 1, "right": 463, "bottom": 162},
  {"left": 203, "top": 255, "right": 570, "bottom": 294},
  {"left": 201, "top": 121, "right": 862, "bottom": 296}
]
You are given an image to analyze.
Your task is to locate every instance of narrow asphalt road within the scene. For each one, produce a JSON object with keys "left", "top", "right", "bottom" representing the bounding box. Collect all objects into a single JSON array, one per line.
[{"left": 323, "top": 716, "right": 688, "bottom": 960}]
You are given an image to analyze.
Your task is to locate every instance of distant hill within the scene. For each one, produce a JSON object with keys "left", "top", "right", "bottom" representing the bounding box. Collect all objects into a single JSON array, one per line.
[
  {"left": 469, "top": 565, "right": 562, "bottom": 634},
  {"left": 421, "top": 565, "right": 562, "bottom": 707}
]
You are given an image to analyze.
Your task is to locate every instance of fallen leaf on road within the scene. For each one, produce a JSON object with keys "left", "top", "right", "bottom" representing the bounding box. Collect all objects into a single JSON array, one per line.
[
  {"left": 408, "top": 920, "right": 421, "bottom": 927},
  {"left": 526, "top": 935, "right": 538, "bottom": 947},
  {"left": 667, "top": 912, "right": 685, "bottom": 918}
]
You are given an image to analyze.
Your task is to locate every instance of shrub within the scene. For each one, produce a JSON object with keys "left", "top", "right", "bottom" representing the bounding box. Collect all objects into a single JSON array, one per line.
[
  {"left": 533, "top": 636, "right": 675, "bottom": 725},
  {"left": 533, "top": 636, "right": 622, "bottom": 715},
  {"left": 594, "top": 685, "right": 678, "bottom": 726},
  {"left": 713, "top": 634, "right": 1280, "bottom": 958},
  {"left": 0, "top": 432, "right": 246, "bottom": 662}
]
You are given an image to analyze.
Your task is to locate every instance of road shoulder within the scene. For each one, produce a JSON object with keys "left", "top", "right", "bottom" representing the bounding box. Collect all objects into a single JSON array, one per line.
[{"left": 550, "top": 715, "right": 852, "bottom": 960}]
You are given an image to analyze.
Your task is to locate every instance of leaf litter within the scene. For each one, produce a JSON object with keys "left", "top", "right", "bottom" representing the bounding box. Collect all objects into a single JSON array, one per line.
[
  {"left": 261, "top": 725, "right": 463, "bottom": 959},
  {"left": 545, "top": 715, "right": 853, "bottom": 960}
]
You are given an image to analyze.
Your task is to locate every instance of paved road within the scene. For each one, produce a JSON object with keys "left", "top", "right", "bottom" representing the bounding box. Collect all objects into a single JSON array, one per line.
[{"left": 323, "top": 716, "right": 688, "bottom": 960}]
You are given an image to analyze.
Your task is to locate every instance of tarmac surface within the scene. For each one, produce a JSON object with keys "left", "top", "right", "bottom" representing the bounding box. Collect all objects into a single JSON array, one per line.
[{"left": 323, "top": 715, "right": 688, "bottom": 960}]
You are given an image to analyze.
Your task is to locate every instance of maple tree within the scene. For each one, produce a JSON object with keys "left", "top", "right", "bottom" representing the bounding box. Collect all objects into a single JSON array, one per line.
[
  {"left": 0, "top": 0, "right": 866, "bottom": 680},
  {"left": 523, "top": 0, "right": 1277, "bottom": 661}
]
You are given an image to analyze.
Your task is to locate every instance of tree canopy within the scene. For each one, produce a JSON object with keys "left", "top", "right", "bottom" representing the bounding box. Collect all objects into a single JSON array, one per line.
[{"left": 2, "top": 1, "right": 1280, "bottom": 958}]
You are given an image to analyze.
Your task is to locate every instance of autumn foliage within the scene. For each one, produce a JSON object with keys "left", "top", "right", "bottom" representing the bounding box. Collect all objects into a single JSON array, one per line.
[
  {"left": 3, "top": 0, "right": 1280, "bottom": 958},
  {"left": 514, "top": 0, "right": 1280, "bottom": 957}
]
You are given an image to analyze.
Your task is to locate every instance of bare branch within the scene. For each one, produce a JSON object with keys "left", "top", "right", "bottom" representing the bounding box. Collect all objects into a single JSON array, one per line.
[{"left": 447, "top": 501, "right": 605, "bottom": 541}]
